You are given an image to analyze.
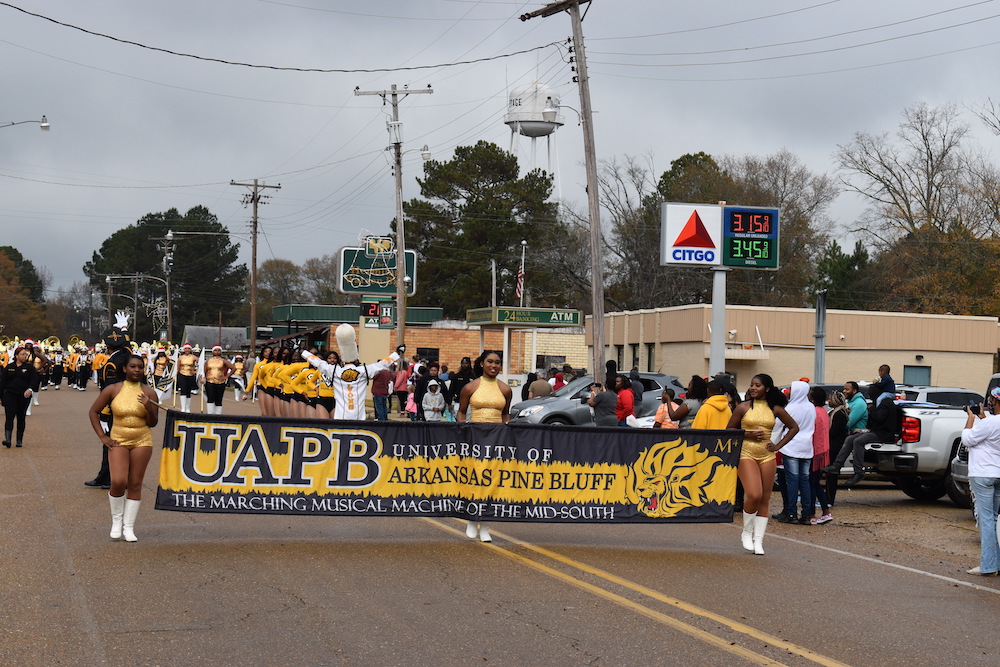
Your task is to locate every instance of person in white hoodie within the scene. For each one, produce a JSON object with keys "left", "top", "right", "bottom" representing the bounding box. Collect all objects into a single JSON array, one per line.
[{"left": 777, "top": 381, "right": 817, "bottom": 525}]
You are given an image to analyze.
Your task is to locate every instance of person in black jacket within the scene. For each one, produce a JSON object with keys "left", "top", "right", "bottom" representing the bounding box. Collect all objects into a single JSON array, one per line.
[
  {"left": 84, "top": 313, "right": 132, "bottom": 488},
  {"left": 826, "top": 385, "right": 898, "bottom": 487},
  {"left": 414, "top": 362, "right": 451, "bottom": 420},
  {"left": 1, "top": 346, "right": 41, "bottom": 448}
]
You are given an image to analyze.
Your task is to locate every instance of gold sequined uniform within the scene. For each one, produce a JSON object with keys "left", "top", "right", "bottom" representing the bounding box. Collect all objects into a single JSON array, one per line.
[
  {"left": 469, "top": 376, "right": 507, "bottom": 423},
  {"left": 740, "top": 399, "right": 776, "bottom": 463},
  {"left": 109, "top": 381, "right": 153, "bottom": 449},
  {"left": 177, "top": 353, "right": 197, "bottom": 377},
  {"left": 204, "top": 357, "right": 229, "bottom": 384}
]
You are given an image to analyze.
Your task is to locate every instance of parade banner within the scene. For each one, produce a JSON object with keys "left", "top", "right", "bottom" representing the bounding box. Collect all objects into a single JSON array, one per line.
[{"left": 155, "top": 411, "right": 742, "bottom": 523}]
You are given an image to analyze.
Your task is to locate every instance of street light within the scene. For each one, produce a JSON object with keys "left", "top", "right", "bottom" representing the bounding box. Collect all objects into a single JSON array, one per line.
[{"left": 1, "top": 115, "right": 50, "bottom": 130}]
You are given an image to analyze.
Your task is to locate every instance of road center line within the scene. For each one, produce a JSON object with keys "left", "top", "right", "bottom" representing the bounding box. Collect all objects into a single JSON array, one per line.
[
  {"left": 500, "top": 528, "right": 850, "bottom": 667},
  {"left": 423, "top": 518, "right": 793, "bottom": 667}
]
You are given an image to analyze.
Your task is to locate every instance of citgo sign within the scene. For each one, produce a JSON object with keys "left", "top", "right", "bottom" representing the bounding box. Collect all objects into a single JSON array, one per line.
[{"left": 660, "top": 203, "right": 723, "bottom": 267}]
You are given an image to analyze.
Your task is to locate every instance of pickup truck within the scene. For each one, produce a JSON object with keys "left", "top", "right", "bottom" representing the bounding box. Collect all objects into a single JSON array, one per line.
[
  {"left": 832, "top": 401, "right": 971, "bottom": 507},
  {"left": 948, "top": 374, "right": 1000, "bottom": 512}
]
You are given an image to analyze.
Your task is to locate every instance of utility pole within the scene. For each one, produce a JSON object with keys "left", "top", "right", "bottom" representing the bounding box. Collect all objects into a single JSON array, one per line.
[
  {"left": 354, "top": 84, "right": 433, "bottom": 348},
  {"left": 521, "top": 0, "right": 606, "bottom": 382},
  {"left": 152, "top": 230, "right": 176, "bottom": 342},
  {"left": 231, "top": 179, "right": 281, "bottom": 359}
]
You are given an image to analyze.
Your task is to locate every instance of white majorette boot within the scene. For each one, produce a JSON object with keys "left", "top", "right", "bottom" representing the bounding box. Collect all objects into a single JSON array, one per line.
[
  {"left": 752, "top": 515, "right": 769, "bottom": 555},
  {"left": 180, "top": 396, "right": 190, "bottom": 412},
  {"left": 122, "top": 499, "right": 141, "bottom": 542},
  {"left": 479, "top": 524, "right": 492, "bottom": 543},
  {"left": 741, "top": 511, "right": 756, "bottom": 552},
  {"left": 109, "top": 494, "right": 125, "bottom": 539},
  {"left": 465, "top": 520, "right": 478, "bottom": 539}
]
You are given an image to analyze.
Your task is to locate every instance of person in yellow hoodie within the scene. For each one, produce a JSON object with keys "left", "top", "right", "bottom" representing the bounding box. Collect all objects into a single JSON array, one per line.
[{"left": 692, "top": 379, "right": 733, "bottom": 429}]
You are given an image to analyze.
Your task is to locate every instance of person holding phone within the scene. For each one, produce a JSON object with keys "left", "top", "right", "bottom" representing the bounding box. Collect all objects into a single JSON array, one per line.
[
  {"left": 961, "top": 387, "right": 1000, "bottom": 576},
  {"left": 588, "top": 380, "right": 618, "bottom": 427}
]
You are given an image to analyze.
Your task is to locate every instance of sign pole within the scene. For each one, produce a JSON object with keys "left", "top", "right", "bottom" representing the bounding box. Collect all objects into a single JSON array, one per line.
[{"left": 710, "top": 268, "right": 727, "bottom": 377}]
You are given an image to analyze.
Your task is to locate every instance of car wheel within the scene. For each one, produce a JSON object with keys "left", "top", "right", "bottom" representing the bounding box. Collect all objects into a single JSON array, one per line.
[
  {"left": 896, "top": 475, "right": 948, "bottom": 502},
  {"left": 945, "top": 472, "right": 972, "bottom": 509},
  {"left": 544, "top": 417, "right": 570, "bottom": 426}
]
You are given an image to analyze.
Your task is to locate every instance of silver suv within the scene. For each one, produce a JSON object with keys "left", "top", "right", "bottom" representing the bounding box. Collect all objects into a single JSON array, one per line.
[{"left": 509, "top": 373, "right": 686, "bottom": 426}]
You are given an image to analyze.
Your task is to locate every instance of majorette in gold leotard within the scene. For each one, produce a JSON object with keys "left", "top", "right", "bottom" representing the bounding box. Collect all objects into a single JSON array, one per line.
[
  {"left": 469, "top": 376, "right": 506, "bottom": 423},
  {"left": 740, "top": 399, "right": 776, "bottom": 463},
  {"left": 109, "top": 381, "right": 153, "bottom": 449}
]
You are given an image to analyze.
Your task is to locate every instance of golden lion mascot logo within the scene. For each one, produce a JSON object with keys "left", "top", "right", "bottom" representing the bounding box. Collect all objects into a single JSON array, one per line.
[{"left": 624, "top": 437, "right": 732, "bottom": 518}]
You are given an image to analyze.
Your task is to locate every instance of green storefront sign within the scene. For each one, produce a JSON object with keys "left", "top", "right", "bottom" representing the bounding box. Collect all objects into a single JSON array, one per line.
[{"left": 466, "top": 307, "right": 582, "bottom": 327}]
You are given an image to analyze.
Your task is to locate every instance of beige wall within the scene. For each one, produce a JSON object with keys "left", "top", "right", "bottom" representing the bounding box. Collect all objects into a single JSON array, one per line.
[{"left": 588, "top": 305, "right": 1000, "bottom": 390}]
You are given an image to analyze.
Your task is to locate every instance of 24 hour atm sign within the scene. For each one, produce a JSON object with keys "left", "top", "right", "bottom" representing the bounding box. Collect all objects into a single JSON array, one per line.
[{"left": 660, "top": 203, "right": 780, "bottom": 269}]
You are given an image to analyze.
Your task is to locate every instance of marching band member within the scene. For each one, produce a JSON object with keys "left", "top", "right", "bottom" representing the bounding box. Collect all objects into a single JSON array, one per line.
[
  {"left": 201, "top": 345, "right": 235, "bottom": 415},
  {"left": 457, "top": 350, "right": 513, "bottom": 543},
  {"left": 314, "top": 350, "right": 339, "bottom": 420},
  {"left": 229, "top": 354, "right": 247, "bottom": 402},
  {"left": 84, "top": 312, "right": 133, "bottom": 490},
  {"left": 149, "top": 348, "right": 174, "bottom": 404},
  {"left": 175, "top": 343, "right": 199, "bottom": 412},
  {"left": 301, "top": 324, "right": 403, "bottom": 421},
  {"left": 244, "top": 346, "right": 273, "bottom": 416}
]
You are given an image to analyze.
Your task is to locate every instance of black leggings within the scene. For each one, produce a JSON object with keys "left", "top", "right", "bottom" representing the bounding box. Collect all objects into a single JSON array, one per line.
[
  {"left": 3, "top": 391, "right": 30, "bottom": 440},
  {"left": 205, "top": 382, "right": 226, "bottom": 406}
]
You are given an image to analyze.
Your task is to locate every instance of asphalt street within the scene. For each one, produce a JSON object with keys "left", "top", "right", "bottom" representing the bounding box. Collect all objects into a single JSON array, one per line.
[{"left": 1, "top": 385, "right": 997, "bottom": 666}]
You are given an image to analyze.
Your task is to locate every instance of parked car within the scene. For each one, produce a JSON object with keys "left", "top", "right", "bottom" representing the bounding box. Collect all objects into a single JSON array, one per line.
[
  {"left": 894, "top": 385, "right": 983, "bottom": 407},
  {"left": 509, "top": 373, "right": 686, "bottom": 426}
]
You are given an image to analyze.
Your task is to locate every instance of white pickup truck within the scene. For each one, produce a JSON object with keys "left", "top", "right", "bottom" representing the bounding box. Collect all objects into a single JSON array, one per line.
[{"left": 833, "top": 400, "right": 972, "bottom": 507}]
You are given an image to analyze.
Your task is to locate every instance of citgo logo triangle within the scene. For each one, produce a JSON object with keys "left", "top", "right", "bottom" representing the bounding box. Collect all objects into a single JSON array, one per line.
[{"left": 673, "top": 210, "right": 715, "bottom": 248}]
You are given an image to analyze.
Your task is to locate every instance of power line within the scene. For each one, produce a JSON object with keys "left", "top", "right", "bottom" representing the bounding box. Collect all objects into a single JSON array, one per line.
[
  {"left": 590, "top": 11, "right": 1000, "bottom": 68},
  {"left": 589, "top": 0, "right": 998, "bottom": 57},
  {"left": 0, "top": 2, "right": 559, "bottom": 73},
  {"left": 589, "top": 0, "right": 842, "bottom": 41}
]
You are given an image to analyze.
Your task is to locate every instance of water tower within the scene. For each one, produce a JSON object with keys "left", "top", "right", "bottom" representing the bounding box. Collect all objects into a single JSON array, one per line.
[{"left": 505, "top": 81, "right": 564, "bottom": 185}]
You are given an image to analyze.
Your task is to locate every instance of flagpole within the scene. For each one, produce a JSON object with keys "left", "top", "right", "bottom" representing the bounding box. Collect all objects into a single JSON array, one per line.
[{"left": 519, "top": 239, "right": 527, "bottom": 308}]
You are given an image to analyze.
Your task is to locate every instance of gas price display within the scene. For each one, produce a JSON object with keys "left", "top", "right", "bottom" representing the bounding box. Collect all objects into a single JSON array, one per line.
[{"left": 722, "top": 207, "right": 779, "bottom": 269}]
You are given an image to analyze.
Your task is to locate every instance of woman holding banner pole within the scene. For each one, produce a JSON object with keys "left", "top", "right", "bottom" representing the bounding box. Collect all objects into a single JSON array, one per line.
[
  {"left": 725, "top": 373, "right": 798, "bottom": 555},
  {"left": 88, "top": 355, "right": 159, "bottom": 542},
  {"left": 457, "top": 350, "right": 512, "bottom": 543}
]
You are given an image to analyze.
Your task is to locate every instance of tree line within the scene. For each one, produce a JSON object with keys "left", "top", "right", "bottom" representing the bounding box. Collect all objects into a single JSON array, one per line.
[{"left": 4, "top": 100, "right": 997, "bottom": 346}]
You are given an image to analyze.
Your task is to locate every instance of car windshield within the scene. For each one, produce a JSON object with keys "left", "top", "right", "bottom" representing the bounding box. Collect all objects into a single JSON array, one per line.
[{"left": 552, "top": 375, "right": 593, "bottom": 398}]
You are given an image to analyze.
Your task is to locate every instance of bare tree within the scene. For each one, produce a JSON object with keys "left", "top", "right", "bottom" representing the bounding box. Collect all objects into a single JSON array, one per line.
[
  {"left": 835, "top": 102, "right": 998, "bottom": 240},
  {"left": 301, "top": 255, "right": 348, "bottom": 305}
]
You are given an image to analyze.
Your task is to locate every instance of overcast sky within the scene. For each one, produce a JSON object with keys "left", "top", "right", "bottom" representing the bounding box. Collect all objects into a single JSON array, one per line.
[{"left": 3, "top": 0, "right": 1000, "bottom": 299}]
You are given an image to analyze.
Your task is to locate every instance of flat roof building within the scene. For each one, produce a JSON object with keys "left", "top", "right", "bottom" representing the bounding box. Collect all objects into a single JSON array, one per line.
[{"left": 587, "top": 304, "right": 1000, "bottom": 389}]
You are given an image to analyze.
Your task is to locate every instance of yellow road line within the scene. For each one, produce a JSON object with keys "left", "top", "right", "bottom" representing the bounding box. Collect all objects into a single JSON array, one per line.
[
  {"left": 422, "top": 518, "right": 789, "bottom": 667},
  {"left": 502, "top": 532, "right": 851, "bottom": 667}
]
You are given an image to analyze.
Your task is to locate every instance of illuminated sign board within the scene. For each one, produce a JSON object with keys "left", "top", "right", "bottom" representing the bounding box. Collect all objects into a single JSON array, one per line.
[{"left": 721, "top": 207, "right": 779, "bottom": 269}]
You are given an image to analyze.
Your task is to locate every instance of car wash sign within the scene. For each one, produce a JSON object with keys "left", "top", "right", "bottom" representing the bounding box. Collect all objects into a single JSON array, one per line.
[{"left": 661, "top": 203, "right": 780, "bottom": 270}]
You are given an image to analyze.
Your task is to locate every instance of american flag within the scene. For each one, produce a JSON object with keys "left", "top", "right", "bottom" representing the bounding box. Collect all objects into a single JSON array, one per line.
[{"left": 515, "top": 265, "right": 525, "bottom": 300}]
